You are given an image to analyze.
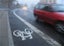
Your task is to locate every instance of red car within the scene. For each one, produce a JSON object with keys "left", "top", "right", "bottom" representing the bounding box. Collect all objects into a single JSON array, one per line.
[{"left": 34, "top": 3, "right": 64, "bottom": 33}]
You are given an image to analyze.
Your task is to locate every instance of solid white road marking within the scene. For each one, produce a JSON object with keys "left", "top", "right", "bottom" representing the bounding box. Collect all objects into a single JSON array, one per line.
[{"left": 13, "top": 9, "right": 61, "bottom": 46}]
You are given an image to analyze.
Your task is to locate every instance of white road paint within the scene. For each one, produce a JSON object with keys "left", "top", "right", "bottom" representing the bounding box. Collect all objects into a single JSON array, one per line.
[
  {"left": 13, "top": 28, "right": 33, "bottom": 40},
  {"left": 13, "top": 9, "right": 62, "bottom": 46}
]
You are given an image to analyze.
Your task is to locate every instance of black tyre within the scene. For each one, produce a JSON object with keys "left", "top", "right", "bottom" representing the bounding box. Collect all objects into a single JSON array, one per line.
[{"left": 55, "top": 22, "right": 64, "bottom": 33}]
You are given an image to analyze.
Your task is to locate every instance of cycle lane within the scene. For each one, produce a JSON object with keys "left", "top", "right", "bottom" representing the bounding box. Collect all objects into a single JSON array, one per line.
[{"left": 9, "top": 11, "right": 52, "bottom": 46}]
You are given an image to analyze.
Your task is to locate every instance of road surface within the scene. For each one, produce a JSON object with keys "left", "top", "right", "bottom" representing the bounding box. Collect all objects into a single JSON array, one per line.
[{"left": 8, "top": 7, "right": 64, "bottom": 46}]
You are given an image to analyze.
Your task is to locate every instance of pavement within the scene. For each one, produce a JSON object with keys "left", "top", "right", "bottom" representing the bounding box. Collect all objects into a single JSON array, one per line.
[
  {"left": 0, "top": 3, "right": 8, "bottom": 9},
  {"left": 0, "top": 10, "right": 14, "bottom": 46}
]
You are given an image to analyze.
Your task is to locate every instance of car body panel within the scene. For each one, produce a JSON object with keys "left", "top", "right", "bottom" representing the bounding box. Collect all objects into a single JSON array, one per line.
[{"left": 34, "top": 4, "right": 64, "bottom": 25}]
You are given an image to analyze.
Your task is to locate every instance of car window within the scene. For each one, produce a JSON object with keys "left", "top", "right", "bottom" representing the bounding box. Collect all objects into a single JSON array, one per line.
[
  {"left": 52, "top": 5, "right": 64, "bottom": 12},
  {"left": 39, "top": 5, "right": 45, "bottom": 9},
  {"left": 35, "top": 4, "right": 45, "bottom": 9},
  {"left": 42, "top": 5, "right": 54, "bottom": 12},
  {"left": 35, "top": 5, "right": 39, "bottom": 9}
]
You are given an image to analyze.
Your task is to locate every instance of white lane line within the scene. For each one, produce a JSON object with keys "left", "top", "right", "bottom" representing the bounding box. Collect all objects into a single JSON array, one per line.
[{"left": 13, "top": 9, "right": 61, "bottom": 46}]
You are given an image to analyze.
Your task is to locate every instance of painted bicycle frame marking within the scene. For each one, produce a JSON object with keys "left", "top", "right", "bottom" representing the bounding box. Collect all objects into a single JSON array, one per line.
[{"left": 13, "top": 28, "right": 33, "bottom": 40}]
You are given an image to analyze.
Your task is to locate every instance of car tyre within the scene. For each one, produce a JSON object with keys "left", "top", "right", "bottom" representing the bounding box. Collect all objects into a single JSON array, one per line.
[{"left": 55, "top": 22, "right": 64, "bottom": 33}]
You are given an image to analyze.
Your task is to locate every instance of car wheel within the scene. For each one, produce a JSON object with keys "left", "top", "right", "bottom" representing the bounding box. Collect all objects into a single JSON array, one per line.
[{"left": 55, "top": 22, "right": 64, "bottom": 33}]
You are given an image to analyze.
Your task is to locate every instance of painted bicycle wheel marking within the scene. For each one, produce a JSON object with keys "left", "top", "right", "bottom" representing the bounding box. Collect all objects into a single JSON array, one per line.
[{"left": 13, "top": 28, "right": 33, "bottom": 40}]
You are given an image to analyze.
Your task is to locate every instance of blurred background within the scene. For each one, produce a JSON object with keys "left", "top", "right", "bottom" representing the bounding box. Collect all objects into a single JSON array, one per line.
[
  {"left": 0, "top": 0, "right": 64, "bottom": 9},
  {"left": 11, "top": 0, "right": 64, "bottom": 11}
]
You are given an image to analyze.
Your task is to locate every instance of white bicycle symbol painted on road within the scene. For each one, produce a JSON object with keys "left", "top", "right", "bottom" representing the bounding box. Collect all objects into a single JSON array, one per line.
[{"left": 13, "top": 28, "right": 33, "bottom": 40}]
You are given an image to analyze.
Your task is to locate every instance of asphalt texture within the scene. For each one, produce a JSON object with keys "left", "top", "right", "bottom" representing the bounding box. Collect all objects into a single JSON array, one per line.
[
  {"left": 9, "top": 11, "right": 52, "bottom": 46},
  {"left": 14, "top": 9, "right": 64, "bottom": 46}
]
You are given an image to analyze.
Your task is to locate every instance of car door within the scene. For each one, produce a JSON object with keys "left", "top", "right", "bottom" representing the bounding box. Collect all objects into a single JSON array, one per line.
[
  {"left": 34, "top": 4, "right": 43, "bottom": 20},
  {"left": 35, "top": 4, "right": 47, "bottom": 20},
  {"left": 40, "top": 5, "right": 55, "bottom": 23}
]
